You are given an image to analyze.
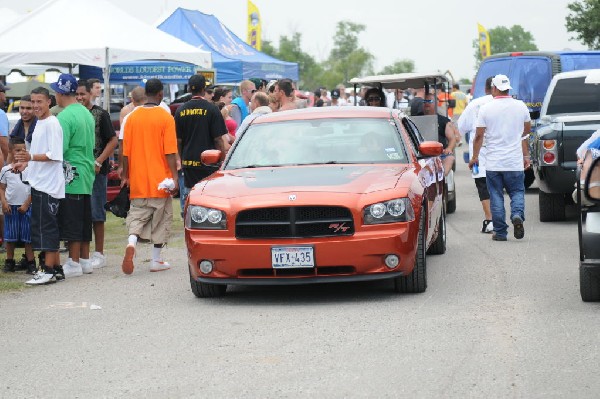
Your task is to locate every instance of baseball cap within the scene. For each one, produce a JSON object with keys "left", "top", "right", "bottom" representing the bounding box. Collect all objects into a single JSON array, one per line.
[
  {"left": 491, "top": 74, "right": 512, "bottom": 91},
  {"left": 188, "top": 74, "right": 206, "bottom": 91},
  {"left": 0, "top": 82, "right": 10, "bottom": 92},
  {"left": 50, "top": 74, "right": 78, "bottom": 94},
  {"left": 331, "top": 88, "right": 340, "bottom": 98},
  {"left": 249, "top": 77, "right": 262, "bottom": 90}
]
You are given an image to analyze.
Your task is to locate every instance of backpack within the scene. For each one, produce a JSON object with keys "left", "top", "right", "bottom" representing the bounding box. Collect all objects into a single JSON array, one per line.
[{"left": 104, "top": 186, "right": 130, "bottom": 218}]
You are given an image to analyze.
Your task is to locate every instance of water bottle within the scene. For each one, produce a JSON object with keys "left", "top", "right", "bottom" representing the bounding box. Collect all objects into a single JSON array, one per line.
[{"left": 472, "top": 162, "right": 479, "bottom": 175}]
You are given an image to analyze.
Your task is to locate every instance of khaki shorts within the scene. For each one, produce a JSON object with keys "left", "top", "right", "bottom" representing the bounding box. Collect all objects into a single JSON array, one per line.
[{"left": 126, "top": 197, "right": 173, "bottom": 244}]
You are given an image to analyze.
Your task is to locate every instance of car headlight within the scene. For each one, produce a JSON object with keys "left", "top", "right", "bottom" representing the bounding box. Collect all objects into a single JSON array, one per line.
[
  {"left": 363, "top": 198, "right": 414, "bottom": 224},
  {"left": 185, "top": 205, "right": 227, "bottom": 229}
]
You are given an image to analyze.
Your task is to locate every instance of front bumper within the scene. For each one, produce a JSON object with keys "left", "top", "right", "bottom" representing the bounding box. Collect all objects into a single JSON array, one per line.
[
  {"left": 186, "top": 223, "right": 418, "bottom": 285},
  {"left": 534, "top": 165, "right": 576, "bottom": 194}
]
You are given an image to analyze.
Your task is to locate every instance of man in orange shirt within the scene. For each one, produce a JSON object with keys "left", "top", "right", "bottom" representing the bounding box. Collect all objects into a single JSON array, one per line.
[{"left": 120, "top": 79, "right": 179, "bottom": 274}]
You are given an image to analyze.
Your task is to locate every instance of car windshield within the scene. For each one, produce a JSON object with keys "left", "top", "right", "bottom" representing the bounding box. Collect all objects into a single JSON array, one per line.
[
  {"left": 225, "top": 118, "right": 408, "bottom": 169},
  {"left": 546, "top": 77, "right": 600, "bottom": 115}
]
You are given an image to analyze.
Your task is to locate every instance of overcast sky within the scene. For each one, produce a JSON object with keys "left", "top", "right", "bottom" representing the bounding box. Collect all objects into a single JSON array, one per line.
[{"left": 10, "top": 0, "right": 589, "bottom": 84}]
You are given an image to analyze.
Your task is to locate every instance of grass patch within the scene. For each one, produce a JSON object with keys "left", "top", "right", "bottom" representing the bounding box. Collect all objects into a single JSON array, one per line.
[
  {"left": 0, "top": 270, "right": 26, "bottom": 293},
  {"left": 0, "top": 200, "right": 186, "bottom": 293}
]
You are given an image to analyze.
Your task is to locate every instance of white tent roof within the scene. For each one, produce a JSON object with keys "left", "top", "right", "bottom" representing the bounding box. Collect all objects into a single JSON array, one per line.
[
  {"left": 0, "top": 8, "right": 22, "bottom": 25},
  {"left": 0, "top": 0, "right": 211, "bottom": 69}
]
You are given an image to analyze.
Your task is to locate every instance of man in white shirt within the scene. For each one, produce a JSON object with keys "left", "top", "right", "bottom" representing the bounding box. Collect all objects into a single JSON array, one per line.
[
  {"left": 469, "top": 74, "right": 531, "bottom": 241},
  {"left": 458, "top": 76, "right": 494, "bottom": 233},
  {"left": 14, "top": 86, "right": 65, "bottom": 284}
]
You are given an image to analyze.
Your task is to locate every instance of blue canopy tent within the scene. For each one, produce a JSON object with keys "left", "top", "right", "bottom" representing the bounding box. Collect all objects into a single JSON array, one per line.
[{"left": 157, "top": 8, "right": 298, "bottom": 83}]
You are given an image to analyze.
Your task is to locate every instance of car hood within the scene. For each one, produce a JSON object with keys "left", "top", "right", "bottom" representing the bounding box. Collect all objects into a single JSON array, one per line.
[{"left": 199, "top": 165, "right": 412, "bottom": 199}]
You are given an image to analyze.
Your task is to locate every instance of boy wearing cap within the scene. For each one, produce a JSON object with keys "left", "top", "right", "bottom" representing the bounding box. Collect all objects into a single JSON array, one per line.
[
  {"left": 53, "top": 74, "right": 96, "bottom": 276},
  {"left": 469, "top": 74, "right": 531, "bottom": 241},
  {"left": 14, "top": 86, "right": 65, "bottom": 285}
]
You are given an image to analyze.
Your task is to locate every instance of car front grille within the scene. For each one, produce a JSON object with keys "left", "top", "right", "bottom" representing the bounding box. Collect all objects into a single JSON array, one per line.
[{"left": 236, "top": 206, "right": 355, "bottom": 239}]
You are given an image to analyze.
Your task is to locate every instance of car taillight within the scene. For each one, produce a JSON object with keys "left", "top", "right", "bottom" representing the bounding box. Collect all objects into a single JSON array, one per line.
[
  {"left": 543, "top": 152, "right": 556, "bottom": 164},
  {"left": 543, "top": 140, "right": 556, "bottom": 150}
]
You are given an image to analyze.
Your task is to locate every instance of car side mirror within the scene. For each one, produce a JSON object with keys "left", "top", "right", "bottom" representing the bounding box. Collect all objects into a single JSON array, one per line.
[
  {"left": 584, "top": 156, "right": 600, "bottom": 201},
  {"left": 201, "top": 150, "right": 223, "bottom": 166},
  {"left": 418, "top": 141, "right": 443, "bottom": 157}
]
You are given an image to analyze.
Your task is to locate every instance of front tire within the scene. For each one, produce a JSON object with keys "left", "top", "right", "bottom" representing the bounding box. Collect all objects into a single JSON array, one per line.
[
  {"left": 580, "top": 262, "right": 600, "bottom": 302},
  {"left": 190, "top": 269, "right": 227, "bottom": 298},
  {"left": 395, "top": 210, "right": 427, "bottom": 293},
  {"left": 427, "top": 206, "right": 446, "bottom": 255}
]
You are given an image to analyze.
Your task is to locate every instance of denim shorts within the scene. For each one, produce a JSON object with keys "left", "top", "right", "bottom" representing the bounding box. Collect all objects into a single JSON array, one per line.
[
  {"left": 30, "top": 188, "right": 60, "bottom": 251},
  {"left": 91, "top": 173, "right": 107, "bottom": 222}
]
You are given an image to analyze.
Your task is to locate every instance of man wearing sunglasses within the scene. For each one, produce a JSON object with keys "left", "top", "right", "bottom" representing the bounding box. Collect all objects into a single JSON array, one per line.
[
  {"left": 230, "top": 80, "right": 257, "bottom": 129},
  {"left": 364, "top": 88, "right": 386, "bottom": 107}
]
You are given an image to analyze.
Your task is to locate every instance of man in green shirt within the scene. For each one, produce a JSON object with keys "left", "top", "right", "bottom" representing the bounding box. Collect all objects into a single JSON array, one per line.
[{"left": 51, "top": 74, "right": 96, "bottom": 277}]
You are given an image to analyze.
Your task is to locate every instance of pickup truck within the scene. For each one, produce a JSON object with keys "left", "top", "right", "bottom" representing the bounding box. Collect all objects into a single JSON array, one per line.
[
  {"left": 533, "top": 69, "right": 600, "bottom": 221},
  {"left": 472, "top": 51, "right": 600, "bottom": 189}
]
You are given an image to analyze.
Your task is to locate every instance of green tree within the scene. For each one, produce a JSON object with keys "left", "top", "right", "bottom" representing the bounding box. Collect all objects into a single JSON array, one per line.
[
  {"left": 472, "top": 25, "right": 538, "bottom": 65},
  {"left": 378, "top": 59, "right": 415, "bottom": 75},
  {"left": 326, "top": 21, "right": 374, "bottom": 87},
  {"left": 261, "top": 39, "right": 278, "bottom": 58},
  {"left": 566, "top": 0, "right": 600, "bottom": 49}
]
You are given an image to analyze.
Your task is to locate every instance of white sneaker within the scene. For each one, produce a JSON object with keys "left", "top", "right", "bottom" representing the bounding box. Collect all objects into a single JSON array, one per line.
[
  {"left": 81, "top": 259, "right": 93, "bottom": 274},
  {"left": 91, "top": 252, "right": 106, "bottom": 269},
  {"left": 25, "top": 270, "right": 57, "bottom": 285},
  {"left": 63, "top": 260, "right": 83, "bottom": 278},
  {"left": 150, "top": 260, "right": 171, "bottom": 272}
]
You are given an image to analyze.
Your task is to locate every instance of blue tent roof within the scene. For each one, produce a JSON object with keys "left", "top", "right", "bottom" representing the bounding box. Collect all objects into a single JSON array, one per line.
[{"left": 158, "top": 8, "right": 298, "bottom": 83}]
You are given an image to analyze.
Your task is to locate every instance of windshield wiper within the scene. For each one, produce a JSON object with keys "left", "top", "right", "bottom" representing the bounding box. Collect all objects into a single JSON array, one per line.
[{"left": 231, "top": 164, "right": 284, "bottom": 169}]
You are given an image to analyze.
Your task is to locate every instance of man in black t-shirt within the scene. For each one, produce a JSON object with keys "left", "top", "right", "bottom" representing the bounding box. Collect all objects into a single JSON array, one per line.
[
  {"left": 175, "top": 74, "right": 229, "bottom": 196},
  {"left": 424, "top": 93, "right": 457, "bottom": 176},
  {"left": 75, "top": 79, "right": 118, "bottom": 269}
]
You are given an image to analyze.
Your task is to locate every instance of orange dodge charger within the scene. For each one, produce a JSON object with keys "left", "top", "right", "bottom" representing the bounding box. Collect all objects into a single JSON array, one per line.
[{"left": 185, "top": 107, "right": 446, "bottom": 297}]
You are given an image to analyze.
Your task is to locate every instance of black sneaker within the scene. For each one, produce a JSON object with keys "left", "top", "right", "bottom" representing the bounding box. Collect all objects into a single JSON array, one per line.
[
  {"left": 481, "top": 220, "right": 493, "bottom": 234},
  {"left": 26, "top": 260, "right": 38, "bottom": 275},
  {"left": 492, "top": 233, "right": 507, "bottom": 242},
  {"left": 512, "top": 216, "right": 525, "bottom": 239},
  {"left": 3, "top": 258, "right": 16, "bottom": 272},
  {"left": 16, "top": 254, "right": 28, "bottom": 271},
  {"left": 54, "top": 265, "right": 65, "bottom": 281},
  {"left": 38, "top": 251, "right": 46, "bottom": 266}
]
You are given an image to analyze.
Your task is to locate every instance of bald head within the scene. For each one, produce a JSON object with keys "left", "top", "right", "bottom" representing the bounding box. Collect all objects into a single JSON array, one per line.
[{"left": 130, "top": 86, "right": 146, "bottom": 105}]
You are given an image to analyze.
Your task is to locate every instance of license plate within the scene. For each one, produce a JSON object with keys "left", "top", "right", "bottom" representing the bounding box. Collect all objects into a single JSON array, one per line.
[{"left": 271, "top": 246, "right": 314, "bottom": 269}]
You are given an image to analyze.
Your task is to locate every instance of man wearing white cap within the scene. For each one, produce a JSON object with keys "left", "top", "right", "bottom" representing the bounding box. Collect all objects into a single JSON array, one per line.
[{"left": 469, "top": 74, "right": 531, "bottom": 241}]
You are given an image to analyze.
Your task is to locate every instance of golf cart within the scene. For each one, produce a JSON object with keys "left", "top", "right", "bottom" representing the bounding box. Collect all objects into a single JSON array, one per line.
[
  {"left": 578, "top": 152, "right": 600, "bottom": 301},
  {"left": 349, "top": 72, "right": 457, "bottom": 213}
]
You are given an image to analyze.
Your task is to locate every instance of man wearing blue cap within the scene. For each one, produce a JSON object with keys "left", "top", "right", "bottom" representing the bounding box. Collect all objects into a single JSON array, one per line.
[{"left": 51, "top": 74, "right": 96, "bottom": 277}]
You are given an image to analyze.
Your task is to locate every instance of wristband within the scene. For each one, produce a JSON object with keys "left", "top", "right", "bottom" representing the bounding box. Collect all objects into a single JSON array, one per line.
[
  {"left": 95, "top": 160, "right": 102, "bottom": 167},
  {"left": 30, "top": 153, "right": 34, "bottom": 162}
]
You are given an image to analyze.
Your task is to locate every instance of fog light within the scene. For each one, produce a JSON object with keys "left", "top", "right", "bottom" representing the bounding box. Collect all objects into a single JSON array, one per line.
[
  {"left": 384, "top": 254, "right": 400, "bottom": 269},
  {"left": 199, "top": 260, "right": 214, "bottom": 274}
]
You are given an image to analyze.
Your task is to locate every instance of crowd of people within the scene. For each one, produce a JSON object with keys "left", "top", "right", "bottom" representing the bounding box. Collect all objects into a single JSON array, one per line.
[{"left": 0, "top": 69, "right": 506, "bottom": 285}]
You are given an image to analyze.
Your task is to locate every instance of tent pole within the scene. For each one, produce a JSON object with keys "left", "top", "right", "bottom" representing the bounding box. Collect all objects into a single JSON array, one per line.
[{"left": 103, "top": 47, "right": 110, "bottom": 112}]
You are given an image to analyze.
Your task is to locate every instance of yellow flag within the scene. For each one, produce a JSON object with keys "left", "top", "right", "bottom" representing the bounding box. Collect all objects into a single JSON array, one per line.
[
  {"left": 478, "top": 23, "right": 491, "bottom": 58},
  {"left": 247, "top": 0, "right": 261, "bottom": 51}
]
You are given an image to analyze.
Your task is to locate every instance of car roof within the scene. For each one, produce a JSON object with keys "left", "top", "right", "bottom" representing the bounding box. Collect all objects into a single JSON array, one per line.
[
  {"left": 349, "top": 72, "right": 450, "bottom": 90},
  {"left": 252, "top": 106, "right": 395, "bottom": 124},
  {"left": 551, "top": 68, "right": 600, "bottom": 83}
]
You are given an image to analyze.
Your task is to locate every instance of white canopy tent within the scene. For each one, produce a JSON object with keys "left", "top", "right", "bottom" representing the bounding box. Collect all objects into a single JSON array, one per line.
[{"left": 0, "top": 0, "right": 212, "bottom": 107}]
